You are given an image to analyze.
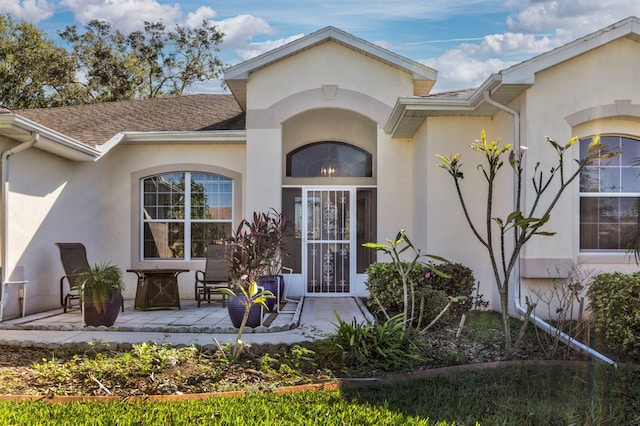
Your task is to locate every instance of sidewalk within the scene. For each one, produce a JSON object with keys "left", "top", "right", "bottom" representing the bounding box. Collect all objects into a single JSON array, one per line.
[{"left": 0, "top": 297, "right": 372, "bottom": 348}]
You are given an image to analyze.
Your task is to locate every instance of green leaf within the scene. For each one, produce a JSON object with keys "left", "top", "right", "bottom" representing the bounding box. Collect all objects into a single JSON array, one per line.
[
  {"left": 424, "top": 254, "right": 449, "bottom": 263},
  {"left": 217, "top": 288, "right": 236, "bottom": 297},
  {"left": 362, "top": 242, "right": 388, "bottom": 250},
  {"left": 507, "top": 211, "right": 523, "bottom": 222}
]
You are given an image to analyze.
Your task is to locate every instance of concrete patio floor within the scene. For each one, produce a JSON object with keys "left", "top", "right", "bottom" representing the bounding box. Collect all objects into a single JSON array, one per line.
[{"left": 0, "top": 297, "right": 373, "bottom": 348}]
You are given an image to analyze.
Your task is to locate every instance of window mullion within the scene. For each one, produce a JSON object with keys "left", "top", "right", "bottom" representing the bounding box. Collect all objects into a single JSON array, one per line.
[{"left": 185, "top": 172, "right": 192, "bottom": 261}]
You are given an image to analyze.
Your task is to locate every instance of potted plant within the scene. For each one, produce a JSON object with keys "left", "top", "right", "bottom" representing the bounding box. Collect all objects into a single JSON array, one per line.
[
  {"left": 227, "top": 209, "right": 287, "bottom": 311},
  {"left": 262, "top": 211, "right": 288, "bottom": 304},
  {"left": 75, "top": 261, "right": 125, "bottom": 327}
]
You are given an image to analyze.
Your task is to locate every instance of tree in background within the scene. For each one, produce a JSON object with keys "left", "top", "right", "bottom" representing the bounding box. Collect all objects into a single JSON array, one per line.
[
  {"left": 0, "top": 13, "right": 83, "bottom": 109},
  {"left": 0, "top": 14, "right": 225, "bottom": 109},
  {"left": 60, "top": 19, "right": 224, "bottom": 101},
  {"left": 58, "top": 20, "right": 139, "bottom": 103}
]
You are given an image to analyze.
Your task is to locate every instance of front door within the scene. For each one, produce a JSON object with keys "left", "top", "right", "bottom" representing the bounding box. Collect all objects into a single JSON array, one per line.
[{"left": 303, "top": 188, "right": 354, "bottom": 294}]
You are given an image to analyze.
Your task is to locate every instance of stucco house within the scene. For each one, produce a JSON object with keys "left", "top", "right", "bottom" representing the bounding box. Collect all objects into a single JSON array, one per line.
[{"left": 0, "top": 16, "right": 639, "bottom": 321}]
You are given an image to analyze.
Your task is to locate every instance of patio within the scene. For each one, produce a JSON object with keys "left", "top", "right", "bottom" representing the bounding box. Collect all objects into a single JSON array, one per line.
[
  {"left": 1, "top": 298, "right": 302, "bottom": 334},
  {"left": 0, "top": 296, "right": 372, "bottom": 348}
]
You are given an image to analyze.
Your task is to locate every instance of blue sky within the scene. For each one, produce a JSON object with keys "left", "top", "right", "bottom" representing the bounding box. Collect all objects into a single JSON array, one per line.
[{"left": 2, "top": 0, "right": 639, "bottom": 93}]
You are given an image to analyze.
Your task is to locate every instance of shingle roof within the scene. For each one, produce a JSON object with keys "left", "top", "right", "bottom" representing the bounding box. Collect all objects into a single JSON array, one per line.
[
  {"left": 15, "top": 94, "right": 245, "bottom": 147},
  {"left": 423, "top": 88, "right": 477, "bottom": 100}
]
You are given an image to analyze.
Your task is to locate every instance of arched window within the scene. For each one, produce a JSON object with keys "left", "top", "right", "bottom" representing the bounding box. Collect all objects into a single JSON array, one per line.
[
  {"left": 286, "top": 141, "right": 372, "bottom": 177},
  {"left": 142, "top": 171, "right": 232, "bottom": 260},
  {"left": 580, "top": 135, "right": 640, "bottom": 251}
]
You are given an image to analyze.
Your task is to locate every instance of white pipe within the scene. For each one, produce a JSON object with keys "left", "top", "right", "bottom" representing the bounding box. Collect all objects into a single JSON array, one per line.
[
  {"left": 482, "top": 91, "right": 616, "bottom": 366},
  {"left": 0, "top": 132, "right": 39, "bottom": 321}
]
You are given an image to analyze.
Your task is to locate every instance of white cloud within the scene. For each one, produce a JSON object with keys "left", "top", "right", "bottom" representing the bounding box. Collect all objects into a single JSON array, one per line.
[
  {"left": 420, "top": 0, "right": 639, "bottom": 92},
  {"left": 424, "top": 48, "right": 515, "bottom": 92},
  {"left": 476, "top": 31, "right": 562, "bottom": 57},
  {"left": 184, "top": 6, "right": 217, "bottom": 29},
  {"left": 209, "top": 14, "right": 305, "bottom": 64},
  {"left": 59, "top": 0, "right": 182, "bottom": 32},
  {"left": 214, "top": 14, "right": 275, "bottom": 49},
  {"left": 422, "top": 30, "right": 562, "bottom": 92},
  {"left": 506, "top": 0, "right": 639, "bottom": 37},
  {"left": 0, "top": 0, "right": 55, "bottom": 22}
]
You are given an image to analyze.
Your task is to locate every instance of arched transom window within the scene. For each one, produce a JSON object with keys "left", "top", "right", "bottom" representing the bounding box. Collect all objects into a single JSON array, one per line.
[{"left": 286, "top": 141, "right": 372, "bottom": 178}]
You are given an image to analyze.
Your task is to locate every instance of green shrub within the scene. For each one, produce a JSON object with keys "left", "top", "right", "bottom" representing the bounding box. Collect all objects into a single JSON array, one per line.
[
  {"left": 365, "top": 261, "right": 430, "bottom": 317},
  {"left": 365, "top": 261, "right": 476, "bottom": 326},
  {"left": 588, "top": 272, "right": 640, "bottom": 360},
  {"left": 427, "top": 262, "right": 476, "bottom": 316},
  {"left": 412, "top": 285, "right": 450, "bottom": 328}
]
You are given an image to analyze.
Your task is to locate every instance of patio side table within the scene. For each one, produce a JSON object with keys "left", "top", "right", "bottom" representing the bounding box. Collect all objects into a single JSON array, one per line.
[{"left": 127, "top": 269, "right": 189, "bottom": 311}]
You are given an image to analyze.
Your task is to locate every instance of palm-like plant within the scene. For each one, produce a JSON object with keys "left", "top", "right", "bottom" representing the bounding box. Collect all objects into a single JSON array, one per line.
[{"left": 75, "top": 262, "right": 125, "bottom": 314}]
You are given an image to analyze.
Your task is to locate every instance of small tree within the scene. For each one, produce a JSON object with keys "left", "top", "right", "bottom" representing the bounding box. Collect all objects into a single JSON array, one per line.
[
  {"left": 218, "top": 278, "right": 274, "bottom": 360},
  {"left": 437, "top": 131, "right": 618, "bottom": 349},
  {"left": 363, "top": 230, "right": 450, "bottom": 330}
]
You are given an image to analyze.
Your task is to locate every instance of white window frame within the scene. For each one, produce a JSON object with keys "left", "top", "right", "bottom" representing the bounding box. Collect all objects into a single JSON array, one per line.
[
  {"left": 579, "top": 135, "right": 640, "bottom": 253},
  {"left": 130, "top": 164, "right": 242, "bottom": 269}
]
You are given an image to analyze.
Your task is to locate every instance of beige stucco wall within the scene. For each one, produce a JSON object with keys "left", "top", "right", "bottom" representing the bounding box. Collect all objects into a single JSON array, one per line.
[
  {"left": 4, "top": 147, "right": 107, "bottom": 316},
  {"left": 376, "top": 131, "right": 414, "bottom": 243},
  {"left": 410, "top": 115, "right": 512, "bottom": 309},
  {"left": 2, "top": 140, "right": 246, "bottom": 317},
  {"left": 245, "top": 128, "right": 282, "bottom": 214}
]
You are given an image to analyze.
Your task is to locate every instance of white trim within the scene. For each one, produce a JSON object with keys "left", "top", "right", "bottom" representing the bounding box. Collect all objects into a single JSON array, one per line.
[{"left": 119, "top": 130, "right": 247, "bottom": 144}]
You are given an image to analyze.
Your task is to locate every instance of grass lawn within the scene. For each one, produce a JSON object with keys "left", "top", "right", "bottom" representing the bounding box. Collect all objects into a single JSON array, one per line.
[{"left": 2, "top": 363, "right": 638, "bottom": 425}]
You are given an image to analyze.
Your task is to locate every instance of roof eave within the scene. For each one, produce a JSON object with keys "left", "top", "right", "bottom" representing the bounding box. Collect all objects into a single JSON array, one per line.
[
  {"left": 2, "top": 115, "right": 101, "bottom": 161},
  {"left": 119, "top": 130, "right": 247, "bottom": 144},
  {"left": 384, "top": 75, "right": 506, "bottom": 138}
]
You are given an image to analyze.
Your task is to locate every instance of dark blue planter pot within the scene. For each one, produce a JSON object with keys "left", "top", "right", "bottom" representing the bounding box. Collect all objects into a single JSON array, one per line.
[
  {"left": 258, "top": 276, "right": 278, "bottom": 311},
  {"left": 84, "top": 293, "right": 123, "bottom": 327},
  {"left": 227, "top": 294, "right": 263, "bottom": 328},
  {"left": 276, "top": 275, "right": 285, "bottom": 303}
]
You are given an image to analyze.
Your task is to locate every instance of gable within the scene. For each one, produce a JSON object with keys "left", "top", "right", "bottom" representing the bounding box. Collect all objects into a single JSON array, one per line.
[
  {"left": 224, "top": 26, "right": 436, "bottom": 111},
  {"left": 246, "top": 40, "right": 419, "bottom": 111}
]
